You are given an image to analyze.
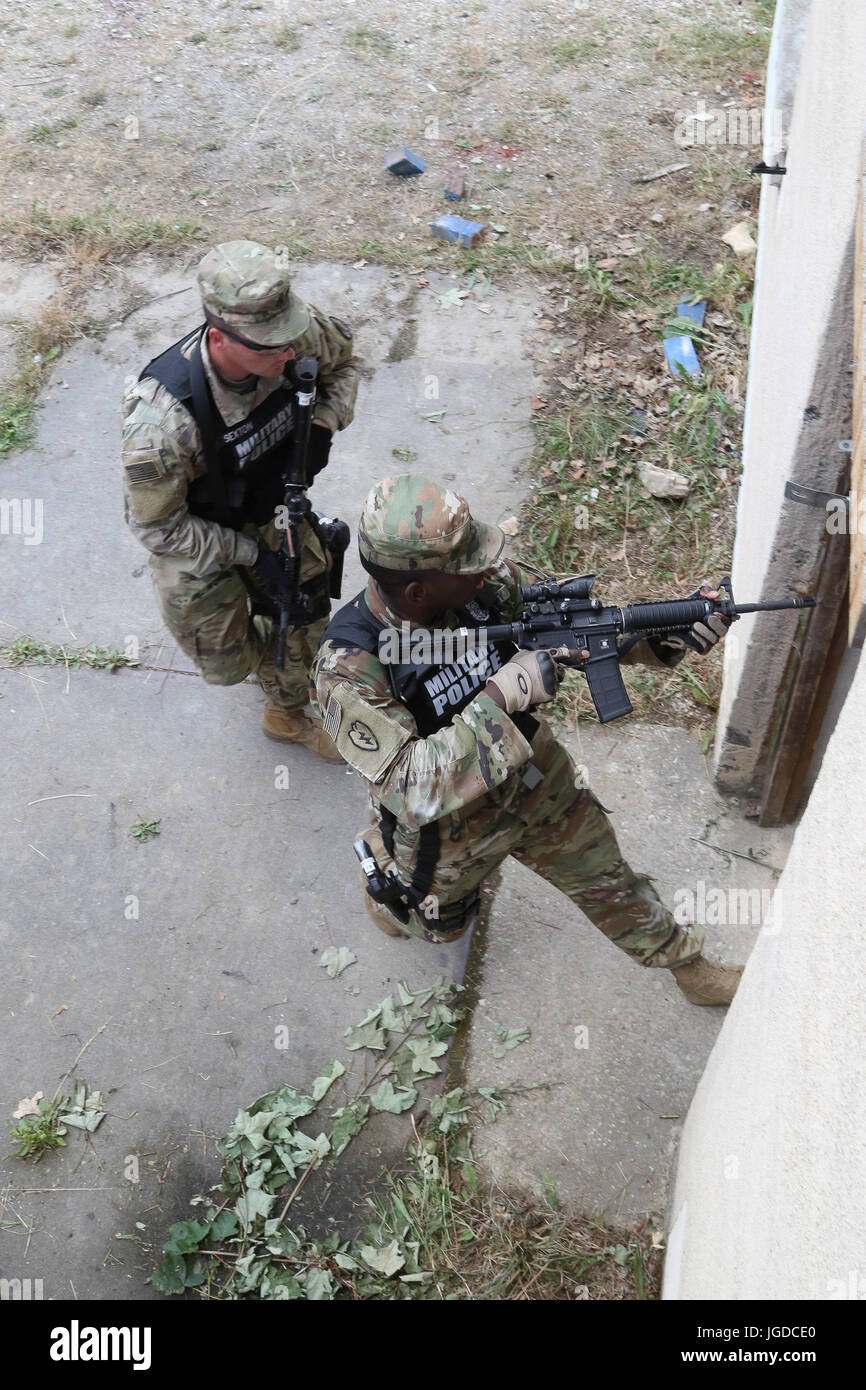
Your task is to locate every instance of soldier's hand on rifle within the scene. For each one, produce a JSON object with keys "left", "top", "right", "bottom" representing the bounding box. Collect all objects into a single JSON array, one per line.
[
  {"left": 251, "top": 540, "right": 286, "bottom": 597},
  {"left": 681, "top": 584, "right": 731, "bottom": 654},
  {"left": 307, "top": 421, "right": 333, "bottom": 481},
  {"left": 653, "top": 584, "right": 730, "bottom": 658},
  {"left": 486, "top": 649, "right": 567, "bottom": 713}
]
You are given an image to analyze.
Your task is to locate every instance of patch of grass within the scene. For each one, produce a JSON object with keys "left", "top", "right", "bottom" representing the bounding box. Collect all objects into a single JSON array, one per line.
[
  {"left": 188, "top": 31, "right": 208, "bottom": 44},
  {"left": 661, "top": 16, "right": 772, "bottom": 77},
  {"left": 81, "top": 89, "right": 106, "bottom": 107},
  {"left": 554, "top": 37, "right": 599, "bottom": 63},
  {"left": 28, "top": 116, "right": 78, "bottom": 143},
  {"left": 391, "top": 446, "right": 417, "bottom": 464},
  {"left": 576, "top": 265, "right": 634, "bottom": 321},
  {"left": 8, "top": 1098, "right": 67, "bottom": 1163},
  {"left": 344, "top": 26, "right": 394, "bottom": 55},
  {"left": 0, "top": 390, "right": 37, "bottom": 457},
  {"left": 626, "top": 252, "right": 752, "bottom": 321},
  {"left": 62, "top": 21, "right": 80, "bottom": 37},
  {"left": 2, "top": 203, "right": 205, "bottom": 261},
  {"left": 129, "top": 818, "right": 162, "bottom": 843},
  {"left": 273, "top": 23, "right": 301, "bottom": 50},
  {"left": 0, "top": 637, "right": 139, "bottom": 670}
]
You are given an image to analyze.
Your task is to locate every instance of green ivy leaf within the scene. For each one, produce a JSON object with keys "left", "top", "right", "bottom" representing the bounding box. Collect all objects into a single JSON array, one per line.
[
  {"left": 405, "top": 1037, "right": 448, "bottom": 1076},
  {"left": 209, "top": 1210, "right": 239, "bottom": 1242},
  {"left": 369, "top": 1080, "right": 417, "bottom": 1114},
  {"left": 344, "top": 1017, "right": 387, "bottom": 1051},
  {"left": 164, "top": 1219, "right": 209, "bottom": 1256},
  {"left": 311, "top": 1059, "right": 346, "bottom": 1101},
  {"left": 359, "top": 1240, "right": 405, "bottom": 1276},
  {"left": 304, "top": 1266, "right": 335, "bottom": 1300},
  {"left": 330, "top": 1097, "right": 371, "bottom": 1157}
]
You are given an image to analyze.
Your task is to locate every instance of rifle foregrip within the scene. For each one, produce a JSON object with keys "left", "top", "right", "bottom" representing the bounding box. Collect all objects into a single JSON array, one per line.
[{"left": 585, "top": 653, "right": 633, "bottom": 724}]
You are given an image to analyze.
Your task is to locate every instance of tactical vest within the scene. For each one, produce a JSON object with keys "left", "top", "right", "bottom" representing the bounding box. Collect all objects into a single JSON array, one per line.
[
  {"left": 323, "top": 590, "right": 537, "bottom": 742},
  {"left": 139, "top": 327, "right": 294, "bottom": 528},
  {"left": 325, "top": 587, "right": 536, "bottom": 914}
]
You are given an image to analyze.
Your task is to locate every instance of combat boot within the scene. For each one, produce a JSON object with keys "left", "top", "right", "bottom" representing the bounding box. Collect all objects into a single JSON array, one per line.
[
  {"left": 670, "top": 954, "right": 744, "bottom": 1006},
  {"left": 262, "top": 703, "right": 344, "bottom": 763}
]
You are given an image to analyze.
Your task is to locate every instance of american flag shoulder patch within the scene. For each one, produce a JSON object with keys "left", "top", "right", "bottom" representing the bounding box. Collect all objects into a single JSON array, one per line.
[
  {"left": 123, "top": 448, "right": 165, "bottom": 485},
  {"left": 323, "top": 694, "right": 342, "bottom": 742}
]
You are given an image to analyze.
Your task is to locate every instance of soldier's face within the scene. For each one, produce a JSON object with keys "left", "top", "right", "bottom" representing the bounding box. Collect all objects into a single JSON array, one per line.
[
  {"left": 401, "top": 569, "right": 490, "bottom": 622},
  {"left": 207, "top": 327, "right": 296, "bottom": 380}
]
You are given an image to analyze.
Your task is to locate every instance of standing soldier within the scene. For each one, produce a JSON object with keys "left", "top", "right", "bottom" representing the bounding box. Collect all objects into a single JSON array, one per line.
[
  {"left": 122, "top": 240, "right": 359, "bottom": 759},
  {"left": 312, "top": 474, "right": 743, "bottom": 1006}
]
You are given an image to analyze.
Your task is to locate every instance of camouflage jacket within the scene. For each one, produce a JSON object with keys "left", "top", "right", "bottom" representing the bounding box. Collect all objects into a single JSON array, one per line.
[
  {"left": 121, "top": 307, "right": 358, "bottom": 576},
  {"left": 313, "top": 558, "right": 669, "bottom": 834}
]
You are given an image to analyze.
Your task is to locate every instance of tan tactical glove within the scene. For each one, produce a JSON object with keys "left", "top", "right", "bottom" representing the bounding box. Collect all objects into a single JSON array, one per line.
[{"left": 486, "top": 649, "right": 562, "bottom": 713}]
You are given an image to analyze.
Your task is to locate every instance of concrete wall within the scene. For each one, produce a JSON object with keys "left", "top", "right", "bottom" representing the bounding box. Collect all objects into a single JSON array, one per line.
[
  {"left": 663, "top": 633, "right": 864, "bottom": 1300},
  {"left": 666, "top": 4, "right": 866, "bottom": 1297},
  {"left": 714, "top": 0, "right": 861, "bottom": 796}
]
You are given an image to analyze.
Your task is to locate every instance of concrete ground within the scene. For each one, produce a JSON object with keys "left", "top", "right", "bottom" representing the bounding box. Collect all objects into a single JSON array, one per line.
[{"left": 0, "top": 257, "right": 789, "bottom": 1298}]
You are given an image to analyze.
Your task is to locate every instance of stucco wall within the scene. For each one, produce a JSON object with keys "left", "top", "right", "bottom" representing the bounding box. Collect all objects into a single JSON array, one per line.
[
  {"left": 666, "top": 0, "right": 866, "bottom": 1302},
  {"left": 664, "top": 633, "right": 864, "bottom": 1299},
  {"left": 714, "top": 0, "right": 861, "bottom": 794}
]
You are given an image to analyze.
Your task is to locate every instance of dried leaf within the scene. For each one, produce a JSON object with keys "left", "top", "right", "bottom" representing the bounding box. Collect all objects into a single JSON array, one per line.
[
  {"left": 359, "top": 1240, "right": 405, "bottom": 1276},
  {"left": 492, "top": 1023, "right": 531, "bottom": 1058},
  {"left": 13, "top": 1092, "right": 43, "bottom": 1119},
  {"left": 319, "top": 946, "right": 357, "bottom": 979}
]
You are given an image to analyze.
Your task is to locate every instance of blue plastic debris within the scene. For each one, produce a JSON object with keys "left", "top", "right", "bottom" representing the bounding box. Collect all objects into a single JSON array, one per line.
[
  {"left": 664, "top": 335, "right": 702, "bottom": 378},
  {"left": 385, "top": 148, "right": 425, "bottom": 177},
  {"left": 664, "top": 298, "right": 706, "bottom": 377},
  {"left": 430, "top": 215, "right": 485, "bottom": 247},
  {"left": 444, "top": 171, "right": 465, "bottom": 201},
  {"left": 677, "top": 298, "right": 707, "bottom": 327}
]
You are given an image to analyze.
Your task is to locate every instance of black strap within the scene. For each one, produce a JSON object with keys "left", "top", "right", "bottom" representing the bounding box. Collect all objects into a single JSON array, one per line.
[
  {"left": 188, "top": 331, "right": 230, "bottom": 528},
  {"left": 379, "top": 808, "right": 440, "bottom": 906}
]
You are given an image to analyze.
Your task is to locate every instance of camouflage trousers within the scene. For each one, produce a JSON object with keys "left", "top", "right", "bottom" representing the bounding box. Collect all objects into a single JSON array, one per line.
[
  {"left": 151, "top": 518, "right": 329, "bottom": 712},
  {"left": 367, "top": 721, "right": 704, "bottom": 968}
]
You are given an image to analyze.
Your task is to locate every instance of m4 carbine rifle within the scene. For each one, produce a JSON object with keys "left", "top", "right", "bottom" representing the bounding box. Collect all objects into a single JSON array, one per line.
[
  {"left": 479, "top": 574, "right": 817, "bottom": 724},
  {"left": 275, "top": 357, "right": 349, "bottom": 669}
]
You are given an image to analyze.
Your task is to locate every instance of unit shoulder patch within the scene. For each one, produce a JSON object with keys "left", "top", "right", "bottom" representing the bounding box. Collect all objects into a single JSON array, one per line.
[{"left": 324, "top": 684, "right": 411, "bottom": 782}]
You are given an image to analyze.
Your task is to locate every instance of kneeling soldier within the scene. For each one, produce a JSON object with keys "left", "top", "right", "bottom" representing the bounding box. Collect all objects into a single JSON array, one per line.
[
  {"left": 122, "top": 240, "right": 359, "bottom": 760},
  {"left": 312, "top": 474, "right": 743, "bottom": 1006}
]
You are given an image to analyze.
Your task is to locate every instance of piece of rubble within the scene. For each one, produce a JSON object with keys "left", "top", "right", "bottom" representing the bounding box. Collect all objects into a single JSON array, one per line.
[
  {"left": 722, "top": 221, "right": 757, "bottom": 257},
  {"left": 640, "top": 461, "right": 692, "bottom": 498},
  {"left": 430, "top": 215, "right": 485, "bottom": 246},
  {"left": 385, "top": 148, "right": 425, "bottom": 177}
]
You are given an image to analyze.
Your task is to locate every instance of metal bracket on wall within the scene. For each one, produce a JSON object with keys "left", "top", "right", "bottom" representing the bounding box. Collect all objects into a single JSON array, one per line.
[{"left": 784, "top": 481, "right": 849, "bottom": 512}]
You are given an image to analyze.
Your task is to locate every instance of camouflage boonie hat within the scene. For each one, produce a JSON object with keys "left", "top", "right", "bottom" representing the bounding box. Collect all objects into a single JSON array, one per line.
[
  {"left": 197, "top": 240, "right": 310, "bottom": 345},
  {"left": 358, "top": 475, "right": 504, "bottom": 574}
]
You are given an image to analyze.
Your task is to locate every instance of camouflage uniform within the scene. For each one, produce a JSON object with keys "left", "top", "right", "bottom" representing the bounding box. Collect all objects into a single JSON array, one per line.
[
  {"left": 313, "top": 476, "right": 706, "bottom": 966},
  {"left": 122, "top": 241, "right": 359, "bottom": 713}
]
